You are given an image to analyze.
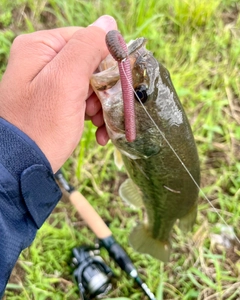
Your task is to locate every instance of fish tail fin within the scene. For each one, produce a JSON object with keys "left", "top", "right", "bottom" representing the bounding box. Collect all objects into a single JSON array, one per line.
[
  {"left": 129, "top": 223, "right": 170, "bottom": 262},
  {"left": 178, "top": 203, "right": 198, "bottom": 232}
]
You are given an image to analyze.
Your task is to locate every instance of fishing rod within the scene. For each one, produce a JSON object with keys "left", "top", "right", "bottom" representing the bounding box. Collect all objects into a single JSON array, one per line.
[{"left": 55, "top": 169, "right": 156, "bottom": 300}]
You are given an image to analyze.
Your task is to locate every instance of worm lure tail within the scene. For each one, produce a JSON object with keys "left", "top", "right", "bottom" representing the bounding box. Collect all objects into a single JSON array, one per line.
[{"left": 106, "top": 30, "right": 136, "bottom": 142}]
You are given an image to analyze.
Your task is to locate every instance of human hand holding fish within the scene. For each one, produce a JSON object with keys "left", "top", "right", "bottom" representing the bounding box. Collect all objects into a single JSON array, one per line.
[{"left": 0, "top": 15, "right": 117, "bottom": 173}]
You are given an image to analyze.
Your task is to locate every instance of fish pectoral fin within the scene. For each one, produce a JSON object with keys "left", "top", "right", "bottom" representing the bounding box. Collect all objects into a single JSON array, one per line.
[
  {"left": 178, "top": 203, "right": 198, "bottom": 232},
  {"left": 129, "top": 223, "right": 170, "bottom": 262},
  {"left": 119, "top": 178, "right": 143, "bottom": 208},
  {"left": 114, "top": 147, "right": 124, "bottom": 170}
]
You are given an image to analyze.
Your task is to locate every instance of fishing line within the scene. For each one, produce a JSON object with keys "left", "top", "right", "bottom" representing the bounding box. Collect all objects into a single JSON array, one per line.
[{"left": 121, "top": 61, "right": 240, "bottom": 244}]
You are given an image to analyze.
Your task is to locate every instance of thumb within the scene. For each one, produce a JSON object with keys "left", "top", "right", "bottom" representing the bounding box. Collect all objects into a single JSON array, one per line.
[{"left": 48, "top": 15, "right": 117, "bottom": 85}]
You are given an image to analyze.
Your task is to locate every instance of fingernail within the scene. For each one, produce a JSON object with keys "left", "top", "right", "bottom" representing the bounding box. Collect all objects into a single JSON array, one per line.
[{"left": 90, "top": 15, "right": 117, "bottom": 33}]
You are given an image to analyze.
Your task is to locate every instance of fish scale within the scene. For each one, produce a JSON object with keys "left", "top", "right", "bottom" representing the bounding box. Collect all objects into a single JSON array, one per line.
[{"left": 124, "top": 152, "right": 195, "bottom": 240}]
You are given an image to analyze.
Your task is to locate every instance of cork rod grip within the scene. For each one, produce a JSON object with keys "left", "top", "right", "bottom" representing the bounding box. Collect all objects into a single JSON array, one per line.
[{"left": 69, "top": 190, "right": 112, "bottom": 239}]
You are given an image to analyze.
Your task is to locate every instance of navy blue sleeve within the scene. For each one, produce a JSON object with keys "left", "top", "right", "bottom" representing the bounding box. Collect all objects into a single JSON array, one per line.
[{"left": 0, "top": 118, "right": 62, "bottom": 298}]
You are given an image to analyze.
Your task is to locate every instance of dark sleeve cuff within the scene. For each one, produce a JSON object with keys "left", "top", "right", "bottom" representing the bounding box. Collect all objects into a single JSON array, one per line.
[
  {"left": 0, "top": 117, "right": 63, "bottom": 298},
  {"left": 0, "top": 117, "right": 62, "bottom": 228}
]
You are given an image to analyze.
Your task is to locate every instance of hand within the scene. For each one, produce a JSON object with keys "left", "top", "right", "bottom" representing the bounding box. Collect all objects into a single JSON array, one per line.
[{"left": 0, "top": 15, "right": 117, "bottom": 173}]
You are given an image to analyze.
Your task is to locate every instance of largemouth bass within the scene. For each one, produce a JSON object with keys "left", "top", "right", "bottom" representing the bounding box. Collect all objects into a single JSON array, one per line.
[{"left": 91, "top": 37, "right": 200, "bottom": 262}]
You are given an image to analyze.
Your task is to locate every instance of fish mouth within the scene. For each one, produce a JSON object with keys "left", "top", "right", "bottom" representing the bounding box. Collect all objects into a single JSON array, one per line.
[
  {"left": 91, "top": 59, "right": 119, "bottom": 91},
  {"left": 90, "top": 37, "right": 147, "bottom": 139},
  {"left": 91, "top": 37, "right": 147, "bottom": 90}
]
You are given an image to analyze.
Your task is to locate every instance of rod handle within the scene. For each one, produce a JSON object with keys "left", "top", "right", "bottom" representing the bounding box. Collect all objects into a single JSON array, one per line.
[{"left": 69, "top": 190, "right": 112, "bottom": 239}]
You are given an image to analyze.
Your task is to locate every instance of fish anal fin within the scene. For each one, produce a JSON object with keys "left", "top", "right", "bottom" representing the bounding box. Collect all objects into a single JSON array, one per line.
[
  {"left": 119, "top": 178, "right": 143, "bottom": 208},
  {"left": 129, "top": 223, "right": 170, "bottom": 262},
  {"left": 178, "top": 203, "right": 198, "bottom": 232}
]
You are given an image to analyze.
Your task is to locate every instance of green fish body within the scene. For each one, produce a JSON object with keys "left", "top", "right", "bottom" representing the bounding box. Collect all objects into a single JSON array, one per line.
[{"left": 91, "top": 38, "right": 200, "bottom": 262}]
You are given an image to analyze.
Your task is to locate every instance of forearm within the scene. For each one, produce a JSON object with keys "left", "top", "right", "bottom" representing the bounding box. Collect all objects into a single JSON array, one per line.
[{"left": 0, "top": 118, "right": 62, "bottom": 298}]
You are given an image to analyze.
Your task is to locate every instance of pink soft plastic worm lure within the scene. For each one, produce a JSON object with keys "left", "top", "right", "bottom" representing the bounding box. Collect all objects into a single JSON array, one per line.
[{"left": 105, "top": 30, "right": 136, "bottom": 142}]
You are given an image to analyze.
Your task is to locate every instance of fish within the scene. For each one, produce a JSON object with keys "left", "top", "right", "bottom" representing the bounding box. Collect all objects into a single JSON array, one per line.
[{"left": 90, "top": 37, "right": 200, "bottom": 262}]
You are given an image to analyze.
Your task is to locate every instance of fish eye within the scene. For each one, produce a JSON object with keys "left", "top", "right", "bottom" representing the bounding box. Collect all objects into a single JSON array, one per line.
[{"left": 134, "top": 84, "right": 148, "bottom": 103}]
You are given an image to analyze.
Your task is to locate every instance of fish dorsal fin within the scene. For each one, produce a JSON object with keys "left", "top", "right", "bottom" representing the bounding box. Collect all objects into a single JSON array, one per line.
[
  {"left": 119, "top": 178, "right": 143, "bottom": 208},
  {"left": 114, "top": 147, "right": 124, "bottom": 169}
]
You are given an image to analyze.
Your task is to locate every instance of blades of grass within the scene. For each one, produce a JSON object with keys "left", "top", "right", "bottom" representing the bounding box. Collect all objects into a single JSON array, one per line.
[
  {"left": 173, "top": 0, "right": 221, "bottom": 28},
  {"left": 182, "top": 289, "right": 199, "bottom": 299},
  {"left": 156, "top": 262, "right": 165, "bottom": 300},
  {"left": 187, "top": 271, "right": 203, "bottom": 290},
  {"left": 128, "top": 14, "right": 165, "bottom": 39},
  {"left": 24, "top": 16, "right": 35, "bottom": 32},
  {"left": 6, "top": 283, "right": 23, "bottom": 291},
  {"left": 105, "top": 298, "right": 131, "bottom": 300},
  {"left": 189, "top": 267, "right": 217, "bottom": 290}
]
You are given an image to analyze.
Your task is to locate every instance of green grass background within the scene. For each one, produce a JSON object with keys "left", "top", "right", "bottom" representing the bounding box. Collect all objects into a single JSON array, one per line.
[{"left": 0, "top": 0, "right": 240, "bottom": 299}]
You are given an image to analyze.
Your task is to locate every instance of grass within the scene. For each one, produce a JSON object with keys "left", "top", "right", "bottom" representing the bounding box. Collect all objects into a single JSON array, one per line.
[{"left": 1, "top": 0, "right": 240, "bottom": 299}]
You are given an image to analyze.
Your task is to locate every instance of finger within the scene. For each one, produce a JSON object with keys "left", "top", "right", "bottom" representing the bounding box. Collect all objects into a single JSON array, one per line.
[
  {"left": 6, "top": 16, "right": 117, "bottom": 82},
  {"left": 6, "top": 27, "right": 83, "bottom": 82},
  {"left": 11, "top": 26, "right": 82, "bottom": 58},
  {"left": 49, "top": 15, "right": 117, "bottom": 83},
  {"left": 10, "top": 15, "right": 117, "bottom": 62},
  {"left": 96, "top": 125, "right": 109, "bottom": 146},
  {"left": 86, "top": 93, "right": 102, "bottom": 117},
  {"left": 91, "top": 109, "right": 105, "bottom": 128},
  {"left": 51, "top": 29, "right": 108, "bottom": 87}
]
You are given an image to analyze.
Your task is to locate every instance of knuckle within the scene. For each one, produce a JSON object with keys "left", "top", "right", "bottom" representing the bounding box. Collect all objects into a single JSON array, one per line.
[
  {"left": 11, "top": 33, "right": 29, "bottom": 54},
  {"left": 12, "top": 34, "right": 28, "bottom": 47}
]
